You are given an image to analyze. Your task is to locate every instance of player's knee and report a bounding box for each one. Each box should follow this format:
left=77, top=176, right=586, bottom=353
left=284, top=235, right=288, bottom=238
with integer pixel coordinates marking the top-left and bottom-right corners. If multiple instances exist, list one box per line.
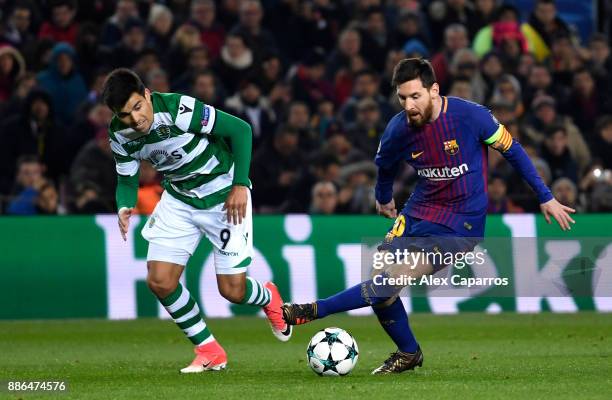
left=146, top=274, right=178, bottom=298
left=373, top=295, right=398, bottom=309
left=218, top=282, right=245, bottom=304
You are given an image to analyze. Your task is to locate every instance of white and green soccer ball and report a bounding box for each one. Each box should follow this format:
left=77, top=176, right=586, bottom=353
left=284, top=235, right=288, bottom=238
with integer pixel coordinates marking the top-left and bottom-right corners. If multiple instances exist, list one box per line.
left=306, top=327, right=359, bottom=376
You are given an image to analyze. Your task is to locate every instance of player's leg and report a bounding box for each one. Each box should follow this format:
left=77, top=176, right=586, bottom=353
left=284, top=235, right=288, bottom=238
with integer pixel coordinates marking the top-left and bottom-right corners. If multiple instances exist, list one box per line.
left=370, top=220, right=479, bottom=374
left=199, top=189, right=292, bottom=341
left=282, top=254, right=427, bottom=374
left=146, top=251, right=227, bottom=373
left=146, top=260, right=183, bottom=299
left=282, top=214, right=433, bottom=374
left=142, top=192, right=226, bottom=373
left=216, top=272, right=272, bottom=309
left=370, top=296, right=423, bottom=375
left=282, top=214, right=411, bottom=324
left=282, top=251, right=430, bottom=373
left=283, top=213, right=456, bottom=324
left=281, top=254, right=432, bottom=323
left=215, top=271, right=290, bottom=341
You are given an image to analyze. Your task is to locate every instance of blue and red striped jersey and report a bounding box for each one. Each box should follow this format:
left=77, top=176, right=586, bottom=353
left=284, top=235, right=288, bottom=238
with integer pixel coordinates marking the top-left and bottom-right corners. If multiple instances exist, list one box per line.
left=375, top=96, right=503, bottom=237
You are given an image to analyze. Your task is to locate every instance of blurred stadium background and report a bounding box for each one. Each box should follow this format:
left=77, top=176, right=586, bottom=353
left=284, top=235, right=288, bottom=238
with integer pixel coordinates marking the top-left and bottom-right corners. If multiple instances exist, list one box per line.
left=0, top=1, right=611, bottom=398
left=0, top=0, right=611, bottom=215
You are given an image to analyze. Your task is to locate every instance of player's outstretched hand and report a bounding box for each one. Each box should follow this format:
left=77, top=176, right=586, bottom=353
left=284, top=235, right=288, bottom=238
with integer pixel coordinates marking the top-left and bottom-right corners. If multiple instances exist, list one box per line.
left=224, top=185, right=248, bottom=225
left=376, top=199, right=397, bottom=219
left=118, top=207, right=133, bottom=241
left=540, top=198, right=576, bottom=231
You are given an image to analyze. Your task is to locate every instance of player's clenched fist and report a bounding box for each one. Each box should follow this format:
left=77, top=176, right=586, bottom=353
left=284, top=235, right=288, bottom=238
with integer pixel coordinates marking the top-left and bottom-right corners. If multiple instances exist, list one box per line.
left=376, top=199, right=397, bottom=219
left=118, top=207, right=133, bottom=241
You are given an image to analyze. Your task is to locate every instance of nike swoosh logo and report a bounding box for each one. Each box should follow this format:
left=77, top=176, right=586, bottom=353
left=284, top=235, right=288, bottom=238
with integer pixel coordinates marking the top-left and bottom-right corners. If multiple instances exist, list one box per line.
left=412, top=151, right=424, bottom=159
left=281, top=325, right=292, bottom=336
left=202, top=360, right=212, bottom=369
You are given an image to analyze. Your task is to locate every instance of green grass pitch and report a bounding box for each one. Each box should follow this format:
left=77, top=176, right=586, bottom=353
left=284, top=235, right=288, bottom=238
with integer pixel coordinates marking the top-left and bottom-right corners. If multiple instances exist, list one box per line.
left=1, top=313, right=611, bottom=400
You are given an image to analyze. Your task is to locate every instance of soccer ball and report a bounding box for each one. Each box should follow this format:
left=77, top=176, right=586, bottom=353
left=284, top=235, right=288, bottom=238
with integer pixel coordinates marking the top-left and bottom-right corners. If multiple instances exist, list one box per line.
left=306, top=327, right=359, bottom=376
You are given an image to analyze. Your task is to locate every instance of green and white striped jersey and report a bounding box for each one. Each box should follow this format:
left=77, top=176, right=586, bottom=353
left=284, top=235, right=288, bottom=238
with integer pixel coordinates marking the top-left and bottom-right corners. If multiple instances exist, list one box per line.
left=109, top=92, right=235, bottom=209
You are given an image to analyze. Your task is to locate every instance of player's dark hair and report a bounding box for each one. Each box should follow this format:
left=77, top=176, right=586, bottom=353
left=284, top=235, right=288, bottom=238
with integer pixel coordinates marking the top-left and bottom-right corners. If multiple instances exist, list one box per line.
left=102, top=68, right=145, bottom=113
left=391, top=58, right=436, bottom=89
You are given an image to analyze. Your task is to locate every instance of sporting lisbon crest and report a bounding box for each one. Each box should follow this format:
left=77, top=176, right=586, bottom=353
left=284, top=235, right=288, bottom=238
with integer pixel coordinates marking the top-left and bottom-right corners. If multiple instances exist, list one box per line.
left=443, top=139, right=459, bottom=155
left=155, top=124, right=172, bottom=139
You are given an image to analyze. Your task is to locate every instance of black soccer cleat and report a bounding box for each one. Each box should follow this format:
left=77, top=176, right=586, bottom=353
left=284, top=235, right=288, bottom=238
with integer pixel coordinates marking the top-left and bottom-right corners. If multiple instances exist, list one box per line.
left=281, top=303, right=318, bottom=326
left=371, top=346, right=424, bottom=375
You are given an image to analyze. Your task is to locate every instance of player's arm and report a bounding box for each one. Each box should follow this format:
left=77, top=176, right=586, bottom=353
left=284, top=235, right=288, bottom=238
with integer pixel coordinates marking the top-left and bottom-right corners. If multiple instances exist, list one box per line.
left=175, top=94, right=253, bottom=224
left=374, top=121, right=402, bottom=219
left=207, top=109, right=252, bottom=188
left=177, top=95, right=252, bottom=188
left=484, top=123, right=576, bottom=231
left=209, top=109, right=252, bottom=225
left=111, top=136, right=140, bottom=241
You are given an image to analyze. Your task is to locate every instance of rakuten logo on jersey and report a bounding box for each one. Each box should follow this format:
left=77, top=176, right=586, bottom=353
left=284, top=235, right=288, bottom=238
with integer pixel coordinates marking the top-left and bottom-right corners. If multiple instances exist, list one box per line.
left=417, top=163, right=469, bottom=181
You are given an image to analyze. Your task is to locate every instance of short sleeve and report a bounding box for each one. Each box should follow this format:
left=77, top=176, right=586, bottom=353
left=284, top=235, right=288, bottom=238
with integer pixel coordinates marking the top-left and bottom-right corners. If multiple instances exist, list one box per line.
left=174, top=95, right=216, bottom=134
left=157, top=93, right=217, bottom=135
left=197, top=102, right=217, bottom=134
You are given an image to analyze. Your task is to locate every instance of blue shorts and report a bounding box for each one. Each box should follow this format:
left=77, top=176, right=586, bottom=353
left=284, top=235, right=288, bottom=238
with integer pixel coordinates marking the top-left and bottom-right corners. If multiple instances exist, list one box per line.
left=377, top=214, right=481, bottom=272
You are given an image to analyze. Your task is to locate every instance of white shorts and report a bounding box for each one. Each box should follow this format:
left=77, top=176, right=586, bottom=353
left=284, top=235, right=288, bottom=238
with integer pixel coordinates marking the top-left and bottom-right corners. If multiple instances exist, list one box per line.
left=141, top=190, right=253, bottom=275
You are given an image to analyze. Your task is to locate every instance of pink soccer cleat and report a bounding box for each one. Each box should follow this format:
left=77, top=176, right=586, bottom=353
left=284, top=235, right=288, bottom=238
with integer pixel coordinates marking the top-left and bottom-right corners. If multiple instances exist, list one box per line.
left=180, top=340, right=227, bottom=373
left=263, top=282, right=292, bottom=342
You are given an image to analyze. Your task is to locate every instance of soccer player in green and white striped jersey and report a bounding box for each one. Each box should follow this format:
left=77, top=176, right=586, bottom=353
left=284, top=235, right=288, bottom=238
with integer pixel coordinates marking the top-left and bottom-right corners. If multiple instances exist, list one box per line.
left=101, top=68, right=291, bottom=373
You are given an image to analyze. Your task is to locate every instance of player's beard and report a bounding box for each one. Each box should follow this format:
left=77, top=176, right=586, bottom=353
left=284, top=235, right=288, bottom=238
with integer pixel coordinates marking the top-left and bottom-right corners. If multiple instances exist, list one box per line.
left=407, top=97, right=434, bottom=128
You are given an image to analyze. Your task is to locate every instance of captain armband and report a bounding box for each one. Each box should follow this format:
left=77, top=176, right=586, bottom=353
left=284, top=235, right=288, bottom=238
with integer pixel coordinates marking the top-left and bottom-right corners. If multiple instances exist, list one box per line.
left=484, top=125, right=513, bottom=152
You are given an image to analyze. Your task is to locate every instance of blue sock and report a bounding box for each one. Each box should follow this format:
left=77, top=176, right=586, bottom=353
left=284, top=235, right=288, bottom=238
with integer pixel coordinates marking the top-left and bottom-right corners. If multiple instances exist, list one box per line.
left=373, top=298, right=418, bottom=353
left=316, top=279, right=392, bottom=318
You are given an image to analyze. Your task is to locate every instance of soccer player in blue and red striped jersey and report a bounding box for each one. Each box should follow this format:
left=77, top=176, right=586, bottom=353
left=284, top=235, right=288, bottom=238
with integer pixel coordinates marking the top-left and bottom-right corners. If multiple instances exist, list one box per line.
left=282, top=58, right=575, bottom=374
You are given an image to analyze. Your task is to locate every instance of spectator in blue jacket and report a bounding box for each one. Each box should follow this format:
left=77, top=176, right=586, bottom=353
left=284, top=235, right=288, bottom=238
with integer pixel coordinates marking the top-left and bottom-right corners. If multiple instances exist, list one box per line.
left=36, top=42, right=87, bottom=126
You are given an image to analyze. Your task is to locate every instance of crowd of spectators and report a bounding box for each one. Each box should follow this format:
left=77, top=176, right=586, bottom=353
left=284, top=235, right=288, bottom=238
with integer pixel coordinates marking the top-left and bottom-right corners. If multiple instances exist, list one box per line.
left=0, top=0, right=611, bottom=216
